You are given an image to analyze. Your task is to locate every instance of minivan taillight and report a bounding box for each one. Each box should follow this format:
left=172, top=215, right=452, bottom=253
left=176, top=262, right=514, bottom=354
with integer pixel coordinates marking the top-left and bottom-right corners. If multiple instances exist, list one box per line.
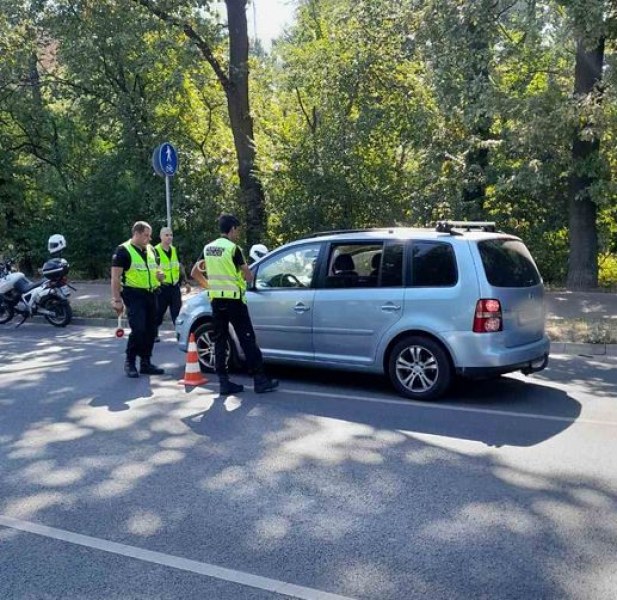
left=473, top=299, right=502, bottom=333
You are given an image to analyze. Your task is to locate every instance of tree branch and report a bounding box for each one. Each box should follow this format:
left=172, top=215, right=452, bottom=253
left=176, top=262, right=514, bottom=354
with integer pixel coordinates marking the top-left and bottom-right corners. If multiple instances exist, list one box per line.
left=295, top=87, right=316, bottom=132
left=495, top=0, right=518, bottom=21
left=130, top=0, right=230, bottom=91
left=43, top=73, right=119, bottom=108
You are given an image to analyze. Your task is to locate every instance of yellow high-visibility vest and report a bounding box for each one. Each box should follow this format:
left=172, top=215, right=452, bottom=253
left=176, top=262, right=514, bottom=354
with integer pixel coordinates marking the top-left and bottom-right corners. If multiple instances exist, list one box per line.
left=122, top=241, right=160, bottom=291
left=203, top=237, right=246, bottom=301
left=155, top=244, right=180, bottom=284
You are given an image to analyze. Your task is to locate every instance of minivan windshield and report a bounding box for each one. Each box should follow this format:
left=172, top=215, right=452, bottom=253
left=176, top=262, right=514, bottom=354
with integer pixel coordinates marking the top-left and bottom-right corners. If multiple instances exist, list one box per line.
left=478, top=239, right=541, bottom=288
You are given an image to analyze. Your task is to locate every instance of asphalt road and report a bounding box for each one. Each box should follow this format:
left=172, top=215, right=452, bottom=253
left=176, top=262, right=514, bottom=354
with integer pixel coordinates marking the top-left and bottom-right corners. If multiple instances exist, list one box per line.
left=1, top=324, right=616, bottom=599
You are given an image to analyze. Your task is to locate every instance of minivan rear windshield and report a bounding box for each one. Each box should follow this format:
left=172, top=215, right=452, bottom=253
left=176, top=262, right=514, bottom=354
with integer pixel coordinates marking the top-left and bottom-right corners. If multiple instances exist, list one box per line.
left=478, top=239, right=541, bottom=288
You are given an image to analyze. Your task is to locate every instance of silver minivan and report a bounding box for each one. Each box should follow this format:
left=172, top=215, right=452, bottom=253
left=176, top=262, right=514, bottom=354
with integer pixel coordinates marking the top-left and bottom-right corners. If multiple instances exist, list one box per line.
left=176, top=222, right=549, bottom=400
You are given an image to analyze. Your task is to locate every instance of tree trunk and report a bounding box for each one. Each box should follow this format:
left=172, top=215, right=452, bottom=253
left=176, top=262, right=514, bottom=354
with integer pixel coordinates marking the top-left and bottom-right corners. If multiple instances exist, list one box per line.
left=225, top=0, right=265, bottom=247
left=462, top=3, right=493, bottom=220
left=566, top=38, right=605, bottom=290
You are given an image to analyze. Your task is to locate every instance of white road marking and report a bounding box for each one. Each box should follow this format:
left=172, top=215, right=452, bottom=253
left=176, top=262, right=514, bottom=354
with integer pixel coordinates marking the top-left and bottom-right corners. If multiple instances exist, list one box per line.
left=277, top=387, right=617, bottom=428
left=0, top=515, right=356, bottom=600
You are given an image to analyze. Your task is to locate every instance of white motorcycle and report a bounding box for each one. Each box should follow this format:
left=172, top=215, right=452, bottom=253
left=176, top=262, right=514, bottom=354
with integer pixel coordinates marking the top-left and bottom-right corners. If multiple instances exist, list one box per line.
left=0, top=235, right=74, bottom=327
left=0, top=257, right=74, bottom=327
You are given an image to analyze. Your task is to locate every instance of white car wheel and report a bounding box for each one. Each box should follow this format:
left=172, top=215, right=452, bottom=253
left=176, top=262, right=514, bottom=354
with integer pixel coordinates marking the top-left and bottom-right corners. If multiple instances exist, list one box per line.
left=388, top=335, right=451, bottom=401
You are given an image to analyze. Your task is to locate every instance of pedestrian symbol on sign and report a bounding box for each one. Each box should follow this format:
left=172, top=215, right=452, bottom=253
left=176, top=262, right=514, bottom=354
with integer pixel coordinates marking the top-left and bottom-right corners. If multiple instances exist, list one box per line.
left=156, top=142, right=178, bottom=177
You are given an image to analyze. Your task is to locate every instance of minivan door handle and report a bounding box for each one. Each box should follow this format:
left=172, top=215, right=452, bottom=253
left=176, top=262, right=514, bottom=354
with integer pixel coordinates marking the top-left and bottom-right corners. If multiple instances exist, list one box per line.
left=381, top=303, right=401, bottom=312
left=293, top=302, right=310, bottom=313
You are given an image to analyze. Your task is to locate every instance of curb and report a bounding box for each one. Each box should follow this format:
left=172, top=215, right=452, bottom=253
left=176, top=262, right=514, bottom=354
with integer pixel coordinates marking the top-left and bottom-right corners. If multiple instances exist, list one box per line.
left=550, top=341, right=617, bottom=357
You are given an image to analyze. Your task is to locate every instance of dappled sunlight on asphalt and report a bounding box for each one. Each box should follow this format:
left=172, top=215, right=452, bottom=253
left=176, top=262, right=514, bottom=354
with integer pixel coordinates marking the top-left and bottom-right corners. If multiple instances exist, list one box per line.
left=1, top=326, right=617, bottom=599
left=493, top=466, right=561, bottom=492
left=127, top=509, right=163, bottom=537
left=9, top=421, right=91, bottom=459
left=20, top=461, right=85, bottom=488
left=273, top=417, right=383, bottom=465
left=3, top=490, right=76, bottom=520
left=423, top=501, right=538, bottom=538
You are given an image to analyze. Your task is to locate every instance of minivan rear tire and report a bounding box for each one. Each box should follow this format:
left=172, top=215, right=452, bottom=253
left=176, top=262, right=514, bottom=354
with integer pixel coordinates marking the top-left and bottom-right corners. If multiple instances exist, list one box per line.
left=388, top=335, right=452, bottom=401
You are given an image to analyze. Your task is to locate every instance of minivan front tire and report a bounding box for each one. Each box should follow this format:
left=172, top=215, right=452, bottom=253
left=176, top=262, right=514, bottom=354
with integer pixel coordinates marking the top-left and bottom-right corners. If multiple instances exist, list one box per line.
left=193, top=322, right=233, bottom=373
left=388, top=335, right=452, bottom=401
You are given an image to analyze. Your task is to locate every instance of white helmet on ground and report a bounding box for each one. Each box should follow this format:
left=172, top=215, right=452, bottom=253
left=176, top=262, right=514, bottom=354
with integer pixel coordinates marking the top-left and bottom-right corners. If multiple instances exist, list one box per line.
left=249, top=244, right=269, bottom=262
left=48, top=234, right=67, bottom=254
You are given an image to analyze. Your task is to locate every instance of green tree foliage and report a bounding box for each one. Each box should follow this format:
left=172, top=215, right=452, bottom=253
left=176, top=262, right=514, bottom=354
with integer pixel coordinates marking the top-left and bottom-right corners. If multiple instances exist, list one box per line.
left=259, top=0, right=616, bottom=286
left=257, top=0, right=440, bottom=241
left=0, top=0, right=237, bottom=275
left=0, top=0, right=615, bottom=287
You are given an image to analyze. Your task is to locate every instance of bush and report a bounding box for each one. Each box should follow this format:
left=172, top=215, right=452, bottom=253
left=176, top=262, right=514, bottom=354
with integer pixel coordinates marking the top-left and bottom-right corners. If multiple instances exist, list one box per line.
left=599, top=254, right=617, bottom=289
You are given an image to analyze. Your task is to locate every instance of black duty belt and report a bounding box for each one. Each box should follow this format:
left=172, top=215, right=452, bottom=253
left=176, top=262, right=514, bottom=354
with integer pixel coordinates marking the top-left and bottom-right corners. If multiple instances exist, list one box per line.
left=123, top=286, right=156, bottom=294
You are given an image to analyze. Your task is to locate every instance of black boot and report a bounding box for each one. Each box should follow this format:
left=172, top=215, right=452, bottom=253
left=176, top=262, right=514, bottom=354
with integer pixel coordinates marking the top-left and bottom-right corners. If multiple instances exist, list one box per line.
left=254, top=374, right=279, bottom=394
left=219, top=376, right=244, bottom=395
left=124, top=359, right=139, bottom=378
left=140, top=358, right=165, bottom=375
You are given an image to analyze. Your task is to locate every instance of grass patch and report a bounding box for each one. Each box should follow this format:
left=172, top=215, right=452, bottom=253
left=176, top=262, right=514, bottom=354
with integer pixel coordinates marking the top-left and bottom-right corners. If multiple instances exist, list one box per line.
left=546, top=318, right=617, bottom=344
left=72, top=300, right=115, bottom=319
left=72, top=300, right=177, bottom=322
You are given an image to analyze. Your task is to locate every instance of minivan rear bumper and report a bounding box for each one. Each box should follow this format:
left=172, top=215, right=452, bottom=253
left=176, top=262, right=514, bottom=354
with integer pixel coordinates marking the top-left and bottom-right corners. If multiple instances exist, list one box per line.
left=446, top=332, right=550, bottom=377
left=457, top=352, right=549, bottom=378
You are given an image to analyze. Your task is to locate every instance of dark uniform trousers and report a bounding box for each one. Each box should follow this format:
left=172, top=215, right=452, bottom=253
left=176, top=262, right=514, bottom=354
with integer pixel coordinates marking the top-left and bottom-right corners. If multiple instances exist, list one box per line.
left=122, top=287, right=158, bottom=361
left=157, top=284, right=182, bottom=326
left=212, top=298, right=263, bottom=376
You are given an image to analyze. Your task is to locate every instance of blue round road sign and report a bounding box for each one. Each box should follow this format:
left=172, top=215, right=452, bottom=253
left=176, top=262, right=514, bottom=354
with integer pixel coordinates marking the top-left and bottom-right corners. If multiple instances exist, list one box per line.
left=152, top=142, right=178, bottom=177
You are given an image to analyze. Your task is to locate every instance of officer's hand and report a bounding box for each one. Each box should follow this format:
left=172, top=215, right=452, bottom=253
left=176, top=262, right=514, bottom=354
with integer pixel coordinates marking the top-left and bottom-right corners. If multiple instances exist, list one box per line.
left=155, top=270, right=165, bottom=282
left=111, top=299, right=124, bottom=316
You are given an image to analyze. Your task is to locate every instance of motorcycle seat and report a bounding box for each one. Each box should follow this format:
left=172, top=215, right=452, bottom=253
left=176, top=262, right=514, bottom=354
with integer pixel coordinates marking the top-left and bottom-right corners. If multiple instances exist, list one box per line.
left=15, top=279, right=44, bottom=294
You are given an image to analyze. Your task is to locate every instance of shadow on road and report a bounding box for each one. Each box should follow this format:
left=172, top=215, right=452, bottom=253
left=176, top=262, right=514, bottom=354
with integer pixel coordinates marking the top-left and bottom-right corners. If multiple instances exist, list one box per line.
left=254, top=363, right=581, bottom=448
left=0, top=326, right=614, bottom=600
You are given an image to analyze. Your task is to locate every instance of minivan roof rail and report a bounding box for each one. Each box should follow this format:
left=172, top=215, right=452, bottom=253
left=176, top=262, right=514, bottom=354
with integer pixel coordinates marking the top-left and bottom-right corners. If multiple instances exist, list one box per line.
left=435, top=220, right=497, bottom=235
left=300, top=227, right=397, bottom=239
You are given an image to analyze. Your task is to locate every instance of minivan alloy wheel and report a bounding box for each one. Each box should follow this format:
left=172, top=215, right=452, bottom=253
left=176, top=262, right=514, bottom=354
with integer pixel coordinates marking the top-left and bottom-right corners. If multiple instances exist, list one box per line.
left=396, top=346, right=439, bottom=391
left=388, top=335, right=452, bottom=401
left=193, top=322, right=232, bottom=372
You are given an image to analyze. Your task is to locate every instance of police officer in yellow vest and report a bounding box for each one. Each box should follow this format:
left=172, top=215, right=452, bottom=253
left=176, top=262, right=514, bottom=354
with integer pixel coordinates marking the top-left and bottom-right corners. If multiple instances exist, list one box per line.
left=200, top=214, right=278, bottom=395
left=111, top=221, right=166, bottom=378
left=154, top=227, right=188, bottom=342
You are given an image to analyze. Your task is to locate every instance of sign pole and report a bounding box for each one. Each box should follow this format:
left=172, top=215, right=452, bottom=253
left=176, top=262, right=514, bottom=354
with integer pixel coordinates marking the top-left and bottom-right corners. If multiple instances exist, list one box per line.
left=165, top=175, right=172, bottom=228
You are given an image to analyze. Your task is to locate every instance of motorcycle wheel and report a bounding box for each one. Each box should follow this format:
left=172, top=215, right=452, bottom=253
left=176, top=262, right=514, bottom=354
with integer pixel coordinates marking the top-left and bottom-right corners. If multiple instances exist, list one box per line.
left=0, top=299, right=14, bottom=324
left=42, top=297, right=72, bottom=327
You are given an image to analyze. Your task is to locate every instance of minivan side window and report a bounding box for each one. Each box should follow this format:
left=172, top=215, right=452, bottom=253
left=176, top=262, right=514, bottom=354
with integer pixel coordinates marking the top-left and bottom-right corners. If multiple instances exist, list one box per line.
left=323, top=242, right=404, bottom=288
left=380, top=244, right=404, bottom=287
left=324, top=243, right=382, bottom=288
left=254, top=243, right=321, bottom=290
left=478, top=239, right=541, bottom=287
left=411, top=242, right=457, bottom=287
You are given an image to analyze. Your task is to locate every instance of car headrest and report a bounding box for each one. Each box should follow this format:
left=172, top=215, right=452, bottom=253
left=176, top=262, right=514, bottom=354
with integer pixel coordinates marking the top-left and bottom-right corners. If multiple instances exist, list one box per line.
left=333, top=254, right=355, bottom=273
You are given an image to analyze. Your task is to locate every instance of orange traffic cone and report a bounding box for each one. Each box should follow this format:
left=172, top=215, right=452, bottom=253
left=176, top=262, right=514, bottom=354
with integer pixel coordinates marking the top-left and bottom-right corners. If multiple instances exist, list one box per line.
left=179, top=332, right=208, bottom=386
